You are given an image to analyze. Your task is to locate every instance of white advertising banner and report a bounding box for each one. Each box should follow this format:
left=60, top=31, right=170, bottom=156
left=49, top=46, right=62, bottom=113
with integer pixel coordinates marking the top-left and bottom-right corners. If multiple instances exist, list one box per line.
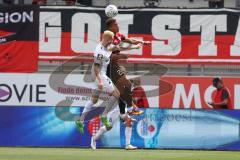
left=0, top=73, right=158, bottom=107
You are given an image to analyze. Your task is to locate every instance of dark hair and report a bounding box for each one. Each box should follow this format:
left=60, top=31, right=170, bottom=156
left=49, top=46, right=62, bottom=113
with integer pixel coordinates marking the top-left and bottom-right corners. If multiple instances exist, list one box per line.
left=105, top=18, right=116, bottom=29
left=213, top=77, right=222, bottom=87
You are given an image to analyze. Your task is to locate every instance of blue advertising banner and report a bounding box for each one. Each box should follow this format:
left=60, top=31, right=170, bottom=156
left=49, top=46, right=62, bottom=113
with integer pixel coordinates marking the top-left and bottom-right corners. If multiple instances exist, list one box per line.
left=0, top=106, right=239, bottom=150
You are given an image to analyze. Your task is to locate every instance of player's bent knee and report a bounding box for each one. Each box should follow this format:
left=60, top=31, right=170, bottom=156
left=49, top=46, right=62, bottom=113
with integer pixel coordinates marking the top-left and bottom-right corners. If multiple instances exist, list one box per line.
left=114, top=90, right=120, bottom=98
left=110, top=90, right=120, bottom=99
left=124, top=116, right=133, bottom=127
left=126, top=123, right=132, bottom=127
left=125, top=120, right=132, bottom=127
left=117, top=90, right=120, bottom=97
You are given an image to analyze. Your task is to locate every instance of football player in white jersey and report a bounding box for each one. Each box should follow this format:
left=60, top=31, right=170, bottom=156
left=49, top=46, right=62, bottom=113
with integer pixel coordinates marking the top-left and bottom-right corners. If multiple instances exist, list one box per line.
left=76, top=30, right=142, bottom=133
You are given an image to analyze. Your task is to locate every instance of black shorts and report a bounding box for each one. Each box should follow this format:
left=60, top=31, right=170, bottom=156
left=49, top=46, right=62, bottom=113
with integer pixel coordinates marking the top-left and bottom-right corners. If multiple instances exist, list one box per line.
left=107, top=61, right=133, bottom=114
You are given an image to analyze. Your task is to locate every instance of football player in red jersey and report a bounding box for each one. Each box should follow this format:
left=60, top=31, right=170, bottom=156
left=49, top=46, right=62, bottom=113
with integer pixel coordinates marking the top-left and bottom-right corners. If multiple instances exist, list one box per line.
left=105, top=18, right=151, bottom=118
left=208, top=77, right=232, bottom=109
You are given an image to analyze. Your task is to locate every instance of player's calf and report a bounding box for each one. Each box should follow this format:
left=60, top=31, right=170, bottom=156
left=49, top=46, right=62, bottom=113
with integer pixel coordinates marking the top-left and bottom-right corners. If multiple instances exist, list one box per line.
left=75, top=96, right=99, bottom=134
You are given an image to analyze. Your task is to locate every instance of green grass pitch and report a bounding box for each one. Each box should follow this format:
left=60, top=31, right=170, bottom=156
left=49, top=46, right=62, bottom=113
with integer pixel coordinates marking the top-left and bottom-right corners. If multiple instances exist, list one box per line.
left=0, top=147, right=239, bottom=160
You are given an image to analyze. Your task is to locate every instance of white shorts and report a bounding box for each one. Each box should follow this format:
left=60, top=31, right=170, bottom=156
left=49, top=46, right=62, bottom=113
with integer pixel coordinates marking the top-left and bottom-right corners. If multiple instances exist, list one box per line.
left=93, top=74, right=115, bottom=94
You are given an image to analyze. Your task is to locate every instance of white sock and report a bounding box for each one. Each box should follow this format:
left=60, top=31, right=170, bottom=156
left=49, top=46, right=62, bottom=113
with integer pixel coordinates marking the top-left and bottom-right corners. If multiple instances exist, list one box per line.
left=80, top=100, right=93, bottom=122
left=125, top=126, right=132, bottom=146
left=93, top=126, right=107, bottom=141
left=102, top=96, right=117, bottom=116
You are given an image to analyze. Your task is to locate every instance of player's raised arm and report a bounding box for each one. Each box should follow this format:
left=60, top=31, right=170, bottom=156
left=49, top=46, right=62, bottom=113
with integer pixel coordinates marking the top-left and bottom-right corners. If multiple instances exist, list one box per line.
left=108, top=43, right=142, bottom=52
left=123, top=38, right=151, bottom=45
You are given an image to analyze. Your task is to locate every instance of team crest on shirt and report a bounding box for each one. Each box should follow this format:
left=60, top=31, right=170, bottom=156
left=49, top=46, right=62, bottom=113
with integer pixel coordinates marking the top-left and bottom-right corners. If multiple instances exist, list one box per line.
left=97, top=54, right=103, bottom=60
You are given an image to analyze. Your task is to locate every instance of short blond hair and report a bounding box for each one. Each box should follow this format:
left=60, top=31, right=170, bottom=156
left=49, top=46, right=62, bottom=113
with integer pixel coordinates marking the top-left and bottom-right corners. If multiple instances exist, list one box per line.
left=103, top=30, right=114, bottom=38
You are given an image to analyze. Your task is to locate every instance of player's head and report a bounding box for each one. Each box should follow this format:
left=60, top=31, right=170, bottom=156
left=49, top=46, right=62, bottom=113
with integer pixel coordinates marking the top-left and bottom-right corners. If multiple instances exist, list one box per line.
left=212, top=77, right=223, bottom=89
left=102, top=30, right=114, bottom=46
left=105, top=18, right=119, bottom=33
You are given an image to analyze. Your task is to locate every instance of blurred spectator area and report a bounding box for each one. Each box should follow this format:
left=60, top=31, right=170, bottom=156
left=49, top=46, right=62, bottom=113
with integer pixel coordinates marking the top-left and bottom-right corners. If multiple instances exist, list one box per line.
left=1, top=0, right=239, bottom=8
left=92, top=0, right=237, bottom=8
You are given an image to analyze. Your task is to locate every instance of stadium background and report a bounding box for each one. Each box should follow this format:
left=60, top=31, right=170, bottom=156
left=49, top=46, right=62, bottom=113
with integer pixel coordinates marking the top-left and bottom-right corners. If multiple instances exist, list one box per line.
left=0, top=0, right=240, bottom=152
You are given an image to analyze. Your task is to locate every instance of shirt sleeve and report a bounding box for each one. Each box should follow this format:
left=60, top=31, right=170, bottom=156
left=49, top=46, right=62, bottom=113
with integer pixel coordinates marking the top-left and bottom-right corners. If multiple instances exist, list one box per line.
left=221, top=89, right=229, bottom=100
left=117, top=33, right=126, bottom=41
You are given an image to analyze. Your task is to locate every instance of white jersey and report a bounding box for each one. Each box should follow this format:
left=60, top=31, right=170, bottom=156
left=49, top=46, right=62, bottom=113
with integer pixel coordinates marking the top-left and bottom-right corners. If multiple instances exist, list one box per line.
left=91, top=43, right=111, bottom=77
left=91, top=43, right=115, bottom=93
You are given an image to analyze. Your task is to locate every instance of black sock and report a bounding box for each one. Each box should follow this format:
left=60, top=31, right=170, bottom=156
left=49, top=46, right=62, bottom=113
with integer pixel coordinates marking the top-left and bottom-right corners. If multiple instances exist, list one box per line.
left=119, top=98, right=126, bottom=114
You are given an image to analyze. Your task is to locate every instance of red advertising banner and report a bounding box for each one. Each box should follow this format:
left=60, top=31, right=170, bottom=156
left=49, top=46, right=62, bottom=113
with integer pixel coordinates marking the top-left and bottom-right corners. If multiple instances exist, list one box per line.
left=2, top=6, right=240, bottom=70
left=159, top=76, right=240, bottom=109
left=0, top=5, right=39, bottom=73
left=39, top=7, right=240, bottom=64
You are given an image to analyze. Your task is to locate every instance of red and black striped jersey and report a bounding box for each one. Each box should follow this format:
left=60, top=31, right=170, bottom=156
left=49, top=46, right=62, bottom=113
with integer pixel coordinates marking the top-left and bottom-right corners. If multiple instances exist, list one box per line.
left=113, top=32, right=126, bottom=46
